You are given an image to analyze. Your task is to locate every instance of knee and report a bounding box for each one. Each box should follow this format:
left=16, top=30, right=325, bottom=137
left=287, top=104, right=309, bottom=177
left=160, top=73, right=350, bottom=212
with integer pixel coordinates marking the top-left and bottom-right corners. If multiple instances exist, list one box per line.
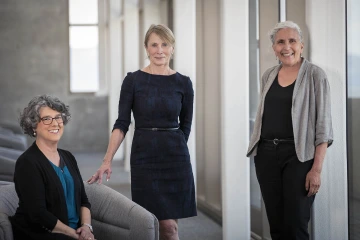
left=160, top=220, right=178, bottom=238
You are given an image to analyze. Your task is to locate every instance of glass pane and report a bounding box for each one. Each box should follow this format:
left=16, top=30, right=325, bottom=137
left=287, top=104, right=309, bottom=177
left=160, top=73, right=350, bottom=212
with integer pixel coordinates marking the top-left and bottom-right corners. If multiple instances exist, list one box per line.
left=69, top=0, right=98, bottom=24
left=70, top=26, right=99, bottom=92
left=347, top=0, right=360, bottom=239
left=249, top=0, right=263, bottom=237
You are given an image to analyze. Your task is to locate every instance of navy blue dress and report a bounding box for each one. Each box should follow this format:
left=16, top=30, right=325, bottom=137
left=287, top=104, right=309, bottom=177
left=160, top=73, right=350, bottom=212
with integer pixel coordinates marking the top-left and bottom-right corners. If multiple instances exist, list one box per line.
left=113, top=70, right=197, bottom=220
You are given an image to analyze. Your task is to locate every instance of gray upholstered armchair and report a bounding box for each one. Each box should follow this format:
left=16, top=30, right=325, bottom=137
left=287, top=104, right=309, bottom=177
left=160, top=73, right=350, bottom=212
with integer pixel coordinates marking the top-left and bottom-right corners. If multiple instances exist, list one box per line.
left=0, top=181, right=159, bottom=240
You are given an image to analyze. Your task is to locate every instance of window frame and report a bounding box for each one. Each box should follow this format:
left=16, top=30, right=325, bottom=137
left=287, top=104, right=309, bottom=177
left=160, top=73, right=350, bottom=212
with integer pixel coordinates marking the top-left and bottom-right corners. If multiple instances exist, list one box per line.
left=67, top=0, right=109, bottom=95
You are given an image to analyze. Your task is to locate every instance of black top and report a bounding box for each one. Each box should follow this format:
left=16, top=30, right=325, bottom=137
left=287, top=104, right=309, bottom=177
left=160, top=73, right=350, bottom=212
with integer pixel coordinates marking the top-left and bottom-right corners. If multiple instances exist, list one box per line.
left=261, top=75, right=296, bottom=139
left=9, top=142, right=90, bottom=240
left=113, top=70, right=193, bottom=141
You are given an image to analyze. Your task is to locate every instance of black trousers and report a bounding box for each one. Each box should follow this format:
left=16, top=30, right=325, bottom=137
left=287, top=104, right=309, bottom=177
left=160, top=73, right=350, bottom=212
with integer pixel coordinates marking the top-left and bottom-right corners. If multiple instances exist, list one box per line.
left=254, top=140, right=315, bottom=240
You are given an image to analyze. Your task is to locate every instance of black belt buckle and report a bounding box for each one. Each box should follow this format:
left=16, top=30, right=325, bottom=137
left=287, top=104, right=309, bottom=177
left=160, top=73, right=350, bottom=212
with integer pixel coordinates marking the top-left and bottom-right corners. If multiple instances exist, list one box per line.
left=273, top=138, right=279, bottom=145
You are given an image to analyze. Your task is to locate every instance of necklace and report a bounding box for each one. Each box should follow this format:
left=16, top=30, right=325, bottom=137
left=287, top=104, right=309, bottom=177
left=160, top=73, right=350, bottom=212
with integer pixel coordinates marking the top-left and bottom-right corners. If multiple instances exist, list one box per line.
left=148, top=65, right=171, bottom=76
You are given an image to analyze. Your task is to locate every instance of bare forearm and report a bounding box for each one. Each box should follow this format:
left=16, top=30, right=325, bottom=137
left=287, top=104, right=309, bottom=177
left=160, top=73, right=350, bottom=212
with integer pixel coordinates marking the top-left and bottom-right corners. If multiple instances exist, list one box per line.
left=52, top=220, right=78, bottom=239
left=311, top=142, right=328, bottom=173
left=104, top=129, right=125, bottom=163
left=80, top=207, right=91, bottom=225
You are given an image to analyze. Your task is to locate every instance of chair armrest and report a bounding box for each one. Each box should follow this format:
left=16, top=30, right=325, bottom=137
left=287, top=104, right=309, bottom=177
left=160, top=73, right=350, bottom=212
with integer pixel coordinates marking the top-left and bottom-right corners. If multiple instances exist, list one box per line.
left=85, top=183, right=134, bottom=229
left=0, top=212, right=13, bottom=240
left=85, top=183, right=159, bottom=240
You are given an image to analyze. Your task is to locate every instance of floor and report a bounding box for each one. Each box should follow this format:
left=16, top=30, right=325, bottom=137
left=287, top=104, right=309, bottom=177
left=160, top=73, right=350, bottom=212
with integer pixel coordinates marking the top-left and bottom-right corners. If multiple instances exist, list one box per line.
left=74, top=152, right=223, bottom=240
left=349, top=197, right=360, bottom=240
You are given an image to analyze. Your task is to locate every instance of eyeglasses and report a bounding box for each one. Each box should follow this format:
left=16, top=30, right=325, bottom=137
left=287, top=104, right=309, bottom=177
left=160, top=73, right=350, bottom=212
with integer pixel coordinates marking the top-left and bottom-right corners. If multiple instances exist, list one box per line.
left=40, top=115, right=64, bottom=125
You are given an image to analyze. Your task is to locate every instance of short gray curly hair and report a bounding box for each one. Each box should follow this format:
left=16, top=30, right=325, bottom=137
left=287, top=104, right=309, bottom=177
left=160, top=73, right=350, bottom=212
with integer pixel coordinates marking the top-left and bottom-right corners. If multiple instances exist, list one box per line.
left=20, top=95, right=71, bottom=137
left=269, top=21, right=303, bottom=45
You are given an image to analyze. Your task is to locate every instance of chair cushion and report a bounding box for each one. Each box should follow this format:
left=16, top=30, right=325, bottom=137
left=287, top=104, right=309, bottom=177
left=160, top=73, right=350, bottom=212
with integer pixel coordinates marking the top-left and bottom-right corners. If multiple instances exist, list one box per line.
left=0, top=183, right=18, bottom=217
left=0, top=212, right=13, bottom=240
left=0, top=157, right=15, bottom=182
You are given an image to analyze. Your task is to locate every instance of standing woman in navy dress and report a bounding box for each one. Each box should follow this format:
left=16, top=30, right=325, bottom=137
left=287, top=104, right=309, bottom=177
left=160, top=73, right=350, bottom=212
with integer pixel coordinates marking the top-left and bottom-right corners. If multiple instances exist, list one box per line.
left=88, top=24, right=197, bottom=240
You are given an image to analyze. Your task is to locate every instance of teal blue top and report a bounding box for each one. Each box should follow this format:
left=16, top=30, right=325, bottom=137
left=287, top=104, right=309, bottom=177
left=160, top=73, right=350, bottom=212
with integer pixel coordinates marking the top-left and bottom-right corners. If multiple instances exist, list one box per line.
left=50, top=158, right=79, bottom=229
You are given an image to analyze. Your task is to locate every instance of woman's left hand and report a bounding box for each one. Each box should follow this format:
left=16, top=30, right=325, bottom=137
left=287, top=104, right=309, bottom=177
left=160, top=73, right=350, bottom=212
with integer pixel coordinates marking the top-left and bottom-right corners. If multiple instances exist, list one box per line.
left=76, top=225, right=95, bottom=240
left=305, top=170, right=321, bottom=197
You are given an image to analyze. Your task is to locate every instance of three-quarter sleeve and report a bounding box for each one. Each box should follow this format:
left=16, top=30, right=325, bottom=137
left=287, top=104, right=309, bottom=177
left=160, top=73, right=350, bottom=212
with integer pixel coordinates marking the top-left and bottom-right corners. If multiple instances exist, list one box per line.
left=179, top=77, right=194, bottom=142
left=13, top=157, right=58, bottom=230
left=112, top=73, right=134, bottom=135
left=314, top=69, right=333, bottom=147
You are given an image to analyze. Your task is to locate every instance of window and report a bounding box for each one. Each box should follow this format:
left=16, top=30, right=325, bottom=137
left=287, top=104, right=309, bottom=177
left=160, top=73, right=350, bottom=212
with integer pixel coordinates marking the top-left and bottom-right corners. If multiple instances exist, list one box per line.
left=69, top=0, right=100, bottom=92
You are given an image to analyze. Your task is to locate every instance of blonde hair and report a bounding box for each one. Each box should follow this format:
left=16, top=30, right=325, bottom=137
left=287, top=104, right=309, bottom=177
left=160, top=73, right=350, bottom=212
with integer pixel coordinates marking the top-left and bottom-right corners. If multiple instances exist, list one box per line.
left=144, top=24, right=175, bottom=47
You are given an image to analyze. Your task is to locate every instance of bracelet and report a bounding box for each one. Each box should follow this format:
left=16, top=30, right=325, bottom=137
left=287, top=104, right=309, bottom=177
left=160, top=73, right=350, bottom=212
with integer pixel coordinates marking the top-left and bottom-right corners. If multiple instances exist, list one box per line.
left=82, top=223, right=93, bottom=233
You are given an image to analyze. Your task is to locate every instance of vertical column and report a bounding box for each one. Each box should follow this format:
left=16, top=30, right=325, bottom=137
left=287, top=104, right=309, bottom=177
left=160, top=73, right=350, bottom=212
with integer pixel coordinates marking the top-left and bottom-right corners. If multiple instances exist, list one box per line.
left=258, top=1, right=278, bottom=237
left=173, top=0, right=197, bottom=181
left=108, top=0, right=124, bottom=161
left=286, top=0, right=309, bottom=59
left=220, top=0, right=250, bottom=239
left=195, top=0, right=222, bottom=222
left=306, top=0, right=348, bottom=239
left=123, top=0, right=140, bottom=171
left=139, top=0, right=162, bottom=68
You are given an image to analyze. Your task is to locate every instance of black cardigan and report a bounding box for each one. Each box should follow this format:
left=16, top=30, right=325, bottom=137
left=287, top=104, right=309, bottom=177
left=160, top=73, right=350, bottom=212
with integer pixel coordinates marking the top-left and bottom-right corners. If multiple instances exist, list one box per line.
left=9, top=142, right=91, bottom=239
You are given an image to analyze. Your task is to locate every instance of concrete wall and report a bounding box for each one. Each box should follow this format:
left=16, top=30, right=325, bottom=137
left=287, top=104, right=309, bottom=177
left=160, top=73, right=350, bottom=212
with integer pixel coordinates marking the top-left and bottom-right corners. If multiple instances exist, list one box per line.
left=0, top=0, right=108, bottom=152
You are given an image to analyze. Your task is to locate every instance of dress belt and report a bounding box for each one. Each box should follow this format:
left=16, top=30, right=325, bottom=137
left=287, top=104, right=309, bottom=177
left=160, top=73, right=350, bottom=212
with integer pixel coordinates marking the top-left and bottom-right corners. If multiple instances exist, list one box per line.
left=261, top=138, right=294, bottom=145
left=136, top=127, right=179, bottom=131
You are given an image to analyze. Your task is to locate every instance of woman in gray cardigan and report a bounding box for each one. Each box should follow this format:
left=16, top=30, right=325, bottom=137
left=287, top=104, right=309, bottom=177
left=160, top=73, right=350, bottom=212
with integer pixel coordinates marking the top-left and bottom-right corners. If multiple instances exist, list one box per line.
left=247, top=21, right=333, bottom=240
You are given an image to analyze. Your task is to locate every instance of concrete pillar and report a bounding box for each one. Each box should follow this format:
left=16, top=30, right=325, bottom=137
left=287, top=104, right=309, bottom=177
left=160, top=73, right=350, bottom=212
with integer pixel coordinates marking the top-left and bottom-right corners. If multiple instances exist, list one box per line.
left=123, top=0, right=140, bottom=171
left=220, top=0, right=250, bottom=239
left=173, top=0, right=197, bottom=182
left=305, top=0, right=348, bottom=239
left=286, top=0, right=309, bottom=59
left=139, top=0, right=162, bottom=68
left=195, top=0, right=222, bottom=222
left=108, top=0, right=124, bottom=161
left=258, top=2, right=278, bottom=237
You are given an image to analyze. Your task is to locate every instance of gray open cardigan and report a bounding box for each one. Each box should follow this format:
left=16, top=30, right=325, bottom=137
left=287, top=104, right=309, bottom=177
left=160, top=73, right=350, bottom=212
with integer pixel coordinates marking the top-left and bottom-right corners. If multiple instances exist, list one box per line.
left=247, top=58, right=333, bottom=162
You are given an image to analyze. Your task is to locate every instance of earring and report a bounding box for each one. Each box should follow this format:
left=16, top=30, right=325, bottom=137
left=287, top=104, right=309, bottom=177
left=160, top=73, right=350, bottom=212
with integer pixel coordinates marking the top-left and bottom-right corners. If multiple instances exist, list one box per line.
left=33, top=132, right=36, bottom=136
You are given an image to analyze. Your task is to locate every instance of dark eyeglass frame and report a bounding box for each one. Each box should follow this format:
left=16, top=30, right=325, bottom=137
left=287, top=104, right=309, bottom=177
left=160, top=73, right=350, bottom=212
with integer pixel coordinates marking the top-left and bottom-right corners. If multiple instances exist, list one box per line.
left=40, top=115, right=64, bottom=125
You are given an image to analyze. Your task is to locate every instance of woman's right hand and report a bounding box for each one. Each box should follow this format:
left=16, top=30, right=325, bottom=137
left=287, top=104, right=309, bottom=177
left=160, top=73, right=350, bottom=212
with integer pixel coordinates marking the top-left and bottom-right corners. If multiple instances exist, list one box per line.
left=87, top=160, right=112, bottom=184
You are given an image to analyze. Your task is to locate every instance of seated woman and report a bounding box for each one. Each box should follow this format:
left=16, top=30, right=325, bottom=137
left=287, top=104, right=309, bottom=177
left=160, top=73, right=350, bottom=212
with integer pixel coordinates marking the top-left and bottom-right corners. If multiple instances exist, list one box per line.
left=9, top=95, right=95, bottom=240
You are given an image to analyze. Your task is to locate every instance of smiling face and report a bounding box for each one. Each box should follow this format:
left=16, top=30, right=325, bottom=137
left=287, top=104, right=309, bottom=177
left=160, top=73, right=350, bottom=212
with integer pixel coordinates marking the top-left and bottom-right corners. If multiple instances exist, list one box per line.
left=273, top=28, right=304, bottom=67
left=35, top=106, right=64, bottom=144
left=145, top=33, right=174, bottom=67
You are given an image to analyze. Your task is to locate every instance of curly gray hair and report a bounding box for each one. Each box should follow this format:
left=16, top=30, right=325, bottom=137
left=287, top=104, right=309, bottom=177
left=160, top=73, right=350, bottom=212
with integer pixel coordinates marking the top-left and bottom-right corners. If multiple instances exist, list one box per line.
left=269, top=21, right=303, bottom=45
left=20, top=95, right=71, bottom=137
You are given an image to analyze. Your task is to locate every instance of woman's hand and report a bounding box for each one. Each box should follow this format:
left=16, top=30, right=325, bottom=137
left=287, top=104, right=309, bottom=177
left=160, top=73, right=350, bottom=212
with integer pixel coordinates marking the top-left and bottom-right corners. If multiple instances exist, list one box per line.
left=70, top=231, right=80, bottom=239
left=305, top=169, right=321, bottom=197
left=76, top=225, right=95, bottom=240
left=87, top=160, right=112, bottom=184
